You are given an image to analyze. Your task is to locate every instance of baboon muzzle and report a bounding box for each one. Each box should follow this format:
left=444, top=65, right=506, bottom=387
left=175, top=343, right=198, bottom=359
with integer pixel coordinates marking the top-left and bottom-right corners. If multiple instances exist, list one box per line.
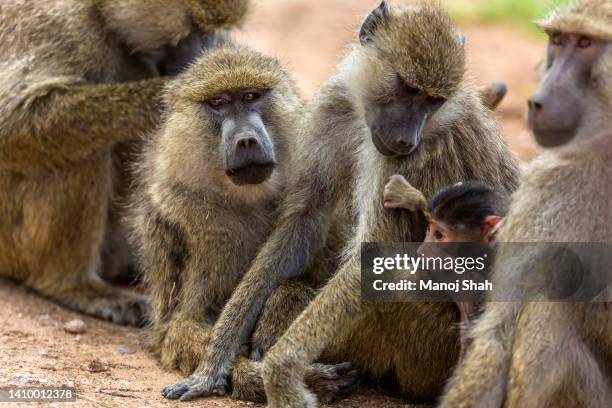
left=226, top=131, right=276, bottom=186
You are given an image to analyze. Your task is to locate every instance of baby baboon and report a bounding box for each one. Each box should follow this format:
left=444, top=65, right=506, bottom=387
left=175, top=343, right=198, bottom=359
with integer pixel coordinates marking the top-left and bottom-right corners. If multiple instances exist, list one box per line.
left=440, top=1, right=612, bottom=407
left=384, top=176, right=508, bottom=360
left=165, top=1, right=521, bottom=405
left=0, top=0, right=247, bottom=325
left=129, top=46, right=357, bottom=403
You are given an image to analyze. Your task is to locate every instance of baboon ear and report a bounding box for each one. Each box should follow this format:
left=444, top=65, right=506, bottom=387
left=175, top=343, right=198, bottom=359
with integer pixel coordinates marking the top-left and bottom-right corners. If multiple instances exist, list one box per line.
left=457, top=34, right=466, bottom=47
left=359, top=1, right=390, bottom=45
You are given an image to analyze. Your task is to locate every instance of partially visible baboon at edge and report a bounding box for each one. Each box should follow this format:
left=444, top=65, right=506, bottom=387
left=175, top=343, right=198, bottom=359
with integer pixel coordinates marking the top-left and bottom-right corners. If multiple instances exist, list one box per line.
left=163, top=1, right=521, bottom=405
left=440, top=1, right=612, bottom=407
left=0, top=0, right=248, bottom=325
left=129, top=46, right=358, bottom=403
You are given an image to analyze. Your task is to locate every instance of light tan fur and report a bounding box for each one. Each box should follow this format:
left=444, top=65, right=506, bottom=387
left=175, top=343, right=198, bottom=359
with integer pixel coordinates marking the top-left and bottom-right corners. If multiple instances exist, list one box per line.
left=188, top=2, right=521, bottom=407
left=129, top=46, right=357, bottom=403
left=0, top=0, right=247, bottom=324
left=439, top=1, right=612, bottom=407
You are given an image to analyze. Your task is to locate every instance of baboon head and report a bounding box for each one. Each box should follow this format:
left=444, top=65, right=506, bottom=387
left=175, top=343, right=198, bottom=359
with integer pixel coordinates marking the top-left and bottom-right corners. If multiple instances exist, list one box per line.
left=100, top=0, right=248, bottom=53
left=527, top=0, right=612, bottom=147
left=159, top=46, right=302, bottom=199
left=349, top=0, right=466, bottom=157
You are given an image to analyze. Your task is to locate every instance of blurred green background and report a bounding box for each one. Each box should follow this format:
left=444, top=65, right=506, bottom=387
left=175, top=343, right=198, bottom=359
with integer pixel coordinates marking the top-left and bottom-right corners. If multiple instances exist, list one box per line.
left=444, top=0, right=575, bottom=33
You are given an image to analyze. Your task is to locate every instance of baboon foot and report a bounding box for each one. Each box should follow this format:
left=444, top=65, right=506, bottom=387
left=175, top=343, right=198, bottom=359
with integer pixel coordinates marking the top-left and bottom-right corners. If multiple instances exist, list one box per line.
left=76, top=289, right=148, bottom=326
left=50, top=282, right=149, bottom=326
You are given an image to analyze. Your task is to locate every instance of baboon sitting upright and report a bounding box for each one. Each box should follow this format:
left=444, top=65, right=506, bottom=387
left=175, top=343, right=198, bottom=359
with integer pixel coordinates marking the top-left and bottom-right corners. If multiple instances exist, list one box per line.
left=129, top=46, right=358, bottom=403
left=163, top=1, right=521, bottom=405
left=440, top=1, right=612, bottom=407
left=0, top=0, right=247, bottom=325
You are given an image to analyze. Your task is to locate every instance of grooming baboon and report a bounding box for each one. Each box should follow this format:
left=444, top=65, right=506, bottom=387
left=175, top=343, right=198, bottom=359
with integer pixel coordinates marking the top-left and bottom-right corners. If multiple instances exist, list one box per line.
left=0, top=0, right=247, bottom=325
left=162, top=1, right=521, bottom=404
left=440, top=1, right=612, bottom=407
left=129, top=46, right=358, bottom=403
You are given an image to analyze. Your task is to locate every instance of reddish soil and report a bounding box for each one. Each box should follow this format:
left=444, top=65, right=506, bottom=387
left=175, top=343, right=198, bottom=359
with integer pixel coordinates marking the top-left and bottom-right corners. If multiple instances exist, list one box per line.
left=0, top=1, right=545, bottom=407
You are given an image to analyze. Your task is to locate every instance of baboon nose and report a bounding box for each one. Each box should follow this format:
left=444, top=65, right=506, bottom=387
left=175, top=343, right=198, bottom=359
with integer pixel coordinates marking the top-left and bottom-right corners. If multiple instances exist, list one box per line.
left=237, top=136, right=259, bottom=149
left=396, top=138, right=415, bottom=151
left=528, top=97, right=544, bottom=112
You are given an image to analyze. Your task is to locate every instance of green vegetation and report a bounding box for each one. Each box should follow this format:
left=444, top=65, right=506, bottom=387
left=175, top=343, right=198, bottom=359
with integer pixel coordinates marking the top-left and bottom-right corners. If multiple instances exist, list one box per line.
left=445, top=0, right=576, bottom=33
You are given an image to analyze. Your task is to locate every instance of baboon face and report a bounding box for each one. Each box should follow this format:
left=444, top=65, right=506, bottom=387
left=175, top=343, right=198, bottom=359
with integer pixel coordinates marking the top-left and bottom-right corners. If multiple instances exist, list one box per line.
left=205, top=89, right=277, bottom=185
left=527, top=32, right=609, bottom=147
left=364, top=75, right=447, bottom=157
left=162, top=47, right=297, bottom=196
left=357, top=1, right=465, bottom=157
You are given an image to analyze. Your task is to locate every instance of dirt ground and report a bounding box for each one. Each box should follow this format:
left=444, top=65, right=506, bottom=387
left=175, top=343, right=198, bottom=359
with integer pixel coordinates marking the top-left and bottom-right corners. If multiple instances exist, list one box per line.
left=0, top=1, right=546, bottom=407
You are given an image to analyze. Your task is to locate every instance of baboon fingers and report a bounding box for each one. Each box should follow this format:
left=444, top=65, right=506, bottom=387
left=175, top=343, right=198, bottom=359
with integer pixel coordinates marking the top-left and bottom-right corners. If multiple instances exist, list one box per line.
left=161, top=373, right=228, bottom=401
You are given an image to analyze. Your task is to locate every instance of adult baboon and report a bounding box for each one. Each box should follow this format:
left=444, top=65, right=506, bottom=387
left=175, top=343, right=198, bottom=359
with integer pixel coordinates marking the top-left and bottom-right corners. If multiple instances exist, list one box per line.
left=0, top=0, right=247, bottom=325
left=440, top=1, right=612, bottom=407
left=163, top=1, right=521, bottom=405
left=130, top=46, right=358, bottom=403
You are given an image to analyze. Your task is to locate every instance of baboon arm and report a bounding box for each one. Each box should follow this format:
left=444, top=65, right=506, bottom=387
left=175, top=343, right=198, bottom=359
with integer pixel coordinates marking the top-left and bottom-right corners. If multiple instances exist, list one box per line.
left=203, top=181, right=336, bottom=379
left=262, top=254, right=362, bottom=402
left=0, top=78, right=166, bottom=169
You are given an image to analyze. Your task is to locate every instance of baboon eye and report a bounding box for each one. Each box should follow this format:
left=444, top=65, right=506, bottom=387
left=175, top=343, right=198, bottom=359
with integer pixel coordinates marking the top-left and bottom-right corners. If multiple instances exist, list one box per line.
left=426, top=95, right=446, bottom=105
left=578, top=36, right=593, bottom=49
left=551, top=32, right=563, bottom=46
left=243, top=92, right=262, bottom=103
left=403, top=82, right=421, bottom=95
left=434, top=230, right=444, bottom=241
left=207, top=96, right=230, bottom=109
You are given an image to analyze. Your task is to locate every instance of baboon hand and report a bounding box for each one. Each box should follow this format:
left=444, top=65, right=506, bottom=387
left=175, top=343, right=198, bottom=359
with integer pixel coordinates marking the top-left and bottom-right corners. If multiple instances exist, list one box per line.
left=383, top=174, right=425, bottom=211
left=305, top=362, right=360, bottom=404
left=160, top=31, right=207, bottom=76
left=161, top=367, right=229, bottom=402
left=264, top=358, right=359, bottom=407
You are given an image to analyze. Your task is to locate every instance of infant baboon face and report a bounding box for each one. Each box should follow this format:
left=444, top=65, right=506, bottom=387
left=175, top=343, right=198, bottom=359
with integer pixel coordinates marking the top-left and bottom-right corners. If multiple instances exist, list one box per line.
left=205, top=88, right=277, bottom=186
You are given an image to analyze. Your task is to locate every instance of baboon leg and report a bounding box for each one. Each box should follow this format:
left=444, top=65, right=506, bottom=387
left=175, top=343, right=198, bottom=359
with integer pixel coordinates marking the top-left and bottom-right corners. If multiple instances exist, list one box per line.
left=29, top=272, right=148, bottom=326
left=250, top=281, right=316, bottom=360
left=263, top=257, right=363, bottom=408
left=160, top=318, right=213, bottom=376
left=21, top=193, right=148, bottom=326
left=323, top=303, right=459, bottom=401
left=157, top=294, right=357, bottom=402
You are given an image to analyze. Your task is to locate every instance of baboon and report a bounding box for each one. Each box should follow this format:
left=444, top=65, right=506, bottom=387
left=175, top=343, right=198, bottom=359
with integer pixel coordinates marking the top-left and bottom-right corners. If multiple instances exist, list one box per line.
left=129, top=46, right=358, bottom=403
left=162, top=1, right=521, bottom=405
left=384, top=176, right=508, bottom=359
left=0, top=0, right=247, bottom=325
left=440, top=1, right=612, bottom=407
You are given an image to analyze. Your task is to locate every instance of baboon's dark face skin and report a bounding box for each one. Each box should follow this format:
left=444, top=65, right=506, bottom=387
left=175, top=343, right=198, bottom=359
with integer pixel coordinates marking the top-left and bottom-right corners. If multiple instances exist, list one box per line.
left=528, top=32, right=607, bottom=147
left=205, top=89, right=277, bottom=185
left=365, top=76, right=446, bottom=158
